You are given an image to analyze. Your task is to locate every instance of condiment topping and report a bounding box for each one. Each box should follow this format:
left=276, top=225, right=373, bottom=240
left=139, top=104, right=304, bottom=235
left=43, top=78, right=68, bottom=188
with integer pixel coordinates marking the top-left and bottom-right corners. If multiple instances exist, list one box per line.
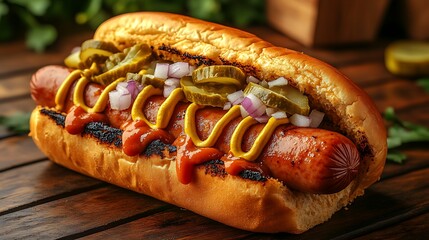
left=56, top=40, right=324, bottom=183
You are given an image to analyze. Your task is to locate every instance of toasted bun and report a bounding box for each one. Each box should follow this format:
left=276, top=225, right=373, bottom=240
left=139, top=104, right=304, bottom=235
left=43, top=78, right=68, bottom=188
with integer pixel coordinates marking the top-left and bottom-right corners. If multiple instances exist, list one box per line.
left=30, top=12, right=387, bottom=233
left=30, top=107, right=354, bottom=233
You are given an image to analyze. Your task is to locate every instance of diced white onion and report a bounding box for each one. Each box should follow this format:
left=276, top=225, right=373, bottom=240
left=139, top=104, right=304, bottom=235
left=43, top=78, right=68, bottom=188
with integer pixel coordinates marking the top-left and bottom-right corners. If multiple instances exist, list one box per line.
left=268, top=77, right=288, bottom=88
left=309, top=109, right=325, bottom=128
left=227, top=90, right=244, bottom=105
left=223, top=102, right=232, bottom=110
left=168, top=62, right=189, bottom=78
left=246, top=76, right=260, bottom=84
left=109, top=91, right=132, bottom=110
left=255, top=115, right=269, bottom=123
left=290, top=113, right=311, bottom=127
left=240, top=105, right=249, bottom=118
left=154, top=63, right=169, bottom=79
left=187, top=65, right=196, bottom=76
left=163, top=78, right=181, bottom=98
left=265, top=107, right=277, bottom=117
left=271, top=111, right=287, bottom=119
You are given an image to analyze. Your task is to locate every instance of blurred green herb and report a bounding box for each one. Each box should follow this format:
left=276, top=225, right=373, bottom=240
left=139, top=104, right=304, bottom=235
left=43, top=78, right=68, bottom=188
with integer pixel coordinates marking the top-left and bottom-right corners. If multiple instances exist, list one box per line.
left=0, top=0, right=266, bottom=52
left=417, top=78, right=429, bottom=93
left=384, top=107, right=429, bottom=163
left=0, top=112, right=31, bottom=134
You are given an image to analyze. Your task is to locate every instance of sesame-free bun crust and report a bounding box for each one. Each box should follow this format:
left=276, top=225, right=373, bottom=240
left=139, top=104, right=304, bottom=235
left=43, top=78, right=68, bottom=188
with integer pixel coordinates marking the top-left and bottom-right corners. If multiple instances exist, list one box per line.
left=30, top=107, right=354, bottom=233
left=30, top=12, right=387, bottom=233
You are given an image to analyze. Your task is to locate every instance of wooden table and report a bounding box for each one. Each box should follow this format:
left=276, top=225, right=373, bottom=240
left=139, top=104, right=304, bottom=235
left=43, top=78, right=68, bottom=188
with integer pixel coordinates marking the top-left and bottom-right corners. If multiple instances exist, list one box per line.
left=1, top=27, right=428, bottom=239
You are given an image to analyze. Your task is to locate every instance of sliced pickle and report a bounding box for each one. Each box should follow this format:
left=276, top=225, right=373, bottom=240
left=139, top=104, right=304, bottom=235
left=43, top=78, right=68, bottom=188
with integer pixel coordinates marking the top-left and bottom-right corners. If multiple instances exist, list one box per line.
left=244, top=82, right=310, bottom=115
left=64, top=50, right=80, bottom=68
left=192, top=65, right=245, bottom=88
left=78, top=40, right=120, bottom=69
left=180, top=76, right=236, bottom=107
left=81, top=39, right=119, bottom=53
left=142, top=75, right=165, bottom=89
left=92, top=44, right=153, bottom=85
left=126, top=73, right=165, bottom=89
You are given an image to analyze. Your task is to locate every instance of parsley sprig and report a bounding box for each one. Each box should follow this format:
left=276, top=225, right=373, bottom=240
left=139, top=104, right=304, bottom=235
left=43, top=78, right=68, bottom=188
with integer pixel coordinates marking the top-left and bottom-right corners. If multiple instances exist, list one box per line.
left=384, top=107, right=429, bottom=163
left=0, top=112, right=31, bottom=134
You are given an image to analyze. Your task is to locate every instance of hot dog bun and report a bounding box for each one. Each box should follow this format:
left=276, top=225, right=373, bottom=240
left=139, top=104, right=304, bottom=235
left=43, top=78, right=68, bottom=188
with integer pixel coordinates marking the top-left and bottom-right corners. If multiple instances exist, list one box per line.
left=29, top=12, right=387, bottom=233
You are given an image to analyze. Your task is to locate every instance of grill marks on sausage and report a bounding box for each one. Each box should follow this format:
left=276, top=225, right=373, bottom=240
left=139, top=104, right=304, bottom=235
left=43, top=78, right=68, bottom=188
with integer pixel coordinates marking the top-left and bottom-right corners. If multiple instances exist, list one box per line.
left=40, top=109, right=266, bottom=182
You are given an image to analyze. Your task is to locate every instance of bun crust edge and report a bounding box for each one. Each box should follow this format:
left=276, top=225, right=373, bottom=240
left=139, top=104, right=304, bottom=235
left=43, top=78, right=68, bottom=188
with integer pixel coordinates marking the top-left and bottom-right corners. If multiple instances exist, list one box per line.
left=30, top=107, right=354, bottom=233
left=93, top=12, right=387, bottom=198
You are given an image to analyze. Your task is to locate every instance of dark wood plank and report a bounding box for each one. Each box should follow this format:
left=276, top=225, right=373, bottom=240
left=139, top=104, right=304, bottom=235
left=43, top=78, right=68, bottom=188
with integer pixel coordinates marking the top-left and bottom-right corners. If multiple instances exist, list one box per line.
left=382, top=149, right=429, bottom=179
left=354, top=211, right=429, bottom=240
left=365, top=79, right=429, bottom=112
left=0, top=161, right=103, bottom=214
left=0, top=72, right=32, bottom=101
left=0, top=97, right=36, bottom=114
left=0, top=136, right=45, bottom=170
left=0, top=32, right=92, bottom=76
left=81, top=208, right=251, bottom=240
left=267, top=168, right=429, bottom=240
left=0, top=186, right=168, bottom=239
left=338, top=61, right=393, bottom=88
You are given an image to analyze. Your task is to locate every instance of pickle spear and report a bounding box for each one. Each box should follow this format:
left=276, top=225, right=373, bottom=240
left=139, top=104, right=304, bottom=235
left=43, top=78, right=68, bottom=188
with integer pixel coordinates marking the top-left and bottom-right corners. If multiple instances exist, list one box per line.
left=192, top=65, right=245, bottom=88
left=181, top=76, right=236, bottom=107
left=93, top=44, right=153, bottom=85
left=244, top=82, right=309, bottom=115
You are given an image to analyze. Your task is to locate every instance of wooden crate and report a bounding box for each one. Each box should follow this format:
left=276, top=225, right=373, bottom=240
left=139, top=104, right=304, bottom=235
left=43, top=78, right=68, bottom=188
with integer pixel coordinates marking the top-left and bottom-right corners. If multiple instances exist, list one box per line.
left=400, top=0, right=429, bottom=40
left=266, top=0, right=390, bottom=46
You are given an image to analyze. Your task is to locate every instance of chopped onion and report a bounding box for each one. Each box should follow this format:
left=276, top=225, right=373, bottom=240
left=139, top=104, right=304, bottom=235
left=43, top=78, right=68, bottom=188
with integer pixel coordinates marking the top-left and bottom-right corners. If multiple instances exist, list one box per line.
left=154, top=63, right=169, bottom=79
left=309, top=109, right=325, bottom=128
left=271, top=111, right=287, bottom=119
left=265, top=107, right=277, bottom=117
left=109, top=91, right=132, bottom=110
left=163, top=78, right=181, bottom=98
left=255, top=115, right=269, bottom=123
left=227, top=90, right=244, bottom=105
left=260, top=80, right=269, bottom=88
left=290, top=114, right=311, bottom=127
left=246, top=76, right=260, bottom=84
left=268, top=77, right=288, bottom=88
left=125, top=80, right=141, bottom=99
left=241, top=93, right=266, bottom=118
left=168, top=62, right=189, bottom=78
left=223, top=102, right=232, bottom=110
left=240, top=105, right=249, bottom=118
left=116, top=82, right=128, bottom=94
left=187, top=65, right=196, bottom=76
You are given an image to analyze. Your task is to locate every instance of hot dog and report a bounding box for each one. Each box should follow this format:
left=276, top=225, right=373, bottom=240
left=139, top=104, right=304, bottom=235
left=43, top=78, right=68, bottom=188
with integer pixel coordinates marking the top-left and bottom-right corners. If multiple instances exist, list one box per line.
left=31, top=65, right=360, bottom=194
left=29, top=12, right=387, bottom=233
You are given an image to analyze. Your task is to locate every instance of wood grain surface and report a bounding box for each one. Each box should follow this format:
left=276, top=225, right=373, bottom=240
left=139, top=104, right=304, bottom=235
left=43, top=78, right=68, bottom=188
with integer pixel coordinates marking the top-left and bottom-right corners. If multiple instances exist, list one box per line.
left=0, top=26, right=428, bottom=239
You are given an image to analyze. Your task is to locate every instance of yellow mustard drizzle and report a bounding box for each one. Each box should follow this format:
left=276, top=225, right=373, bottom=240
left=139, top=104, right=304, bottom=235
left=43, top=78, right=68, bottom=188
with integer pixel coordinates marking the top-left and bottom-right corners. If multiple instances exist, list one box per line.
left=131, top=86, right=184, bottom=129
left=54, top=62, right=291, bottom=162
left=184, top=104, right=241, bottom=147
left=74, top=77, right=125, bottom=113
left=55, top=69, right=82, bottom=111
left=230, top=116, right=290, bottom=161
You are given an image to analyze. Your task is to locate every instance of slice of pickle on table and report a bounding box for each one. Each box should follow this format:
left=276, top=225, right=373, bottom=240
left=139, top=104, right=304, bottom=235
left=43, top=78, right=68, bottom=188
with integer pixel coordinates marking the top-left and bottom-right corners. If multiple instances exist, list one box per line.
left=192, top=65, right=246, bottom=88
left=93, top=44, right=153, bottom=85
left=244, top=82, right=310, bottom=115
left=181, top=76, right=236, bottom=107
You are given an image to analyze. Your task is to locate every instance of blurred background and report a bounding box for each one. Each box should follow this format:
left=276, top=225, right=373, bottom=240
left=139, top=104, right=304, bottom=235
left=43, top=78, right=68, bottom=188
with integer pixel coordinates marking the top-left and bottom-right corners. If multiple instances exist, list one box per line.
left=0, top=0, right=427, bottom=52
